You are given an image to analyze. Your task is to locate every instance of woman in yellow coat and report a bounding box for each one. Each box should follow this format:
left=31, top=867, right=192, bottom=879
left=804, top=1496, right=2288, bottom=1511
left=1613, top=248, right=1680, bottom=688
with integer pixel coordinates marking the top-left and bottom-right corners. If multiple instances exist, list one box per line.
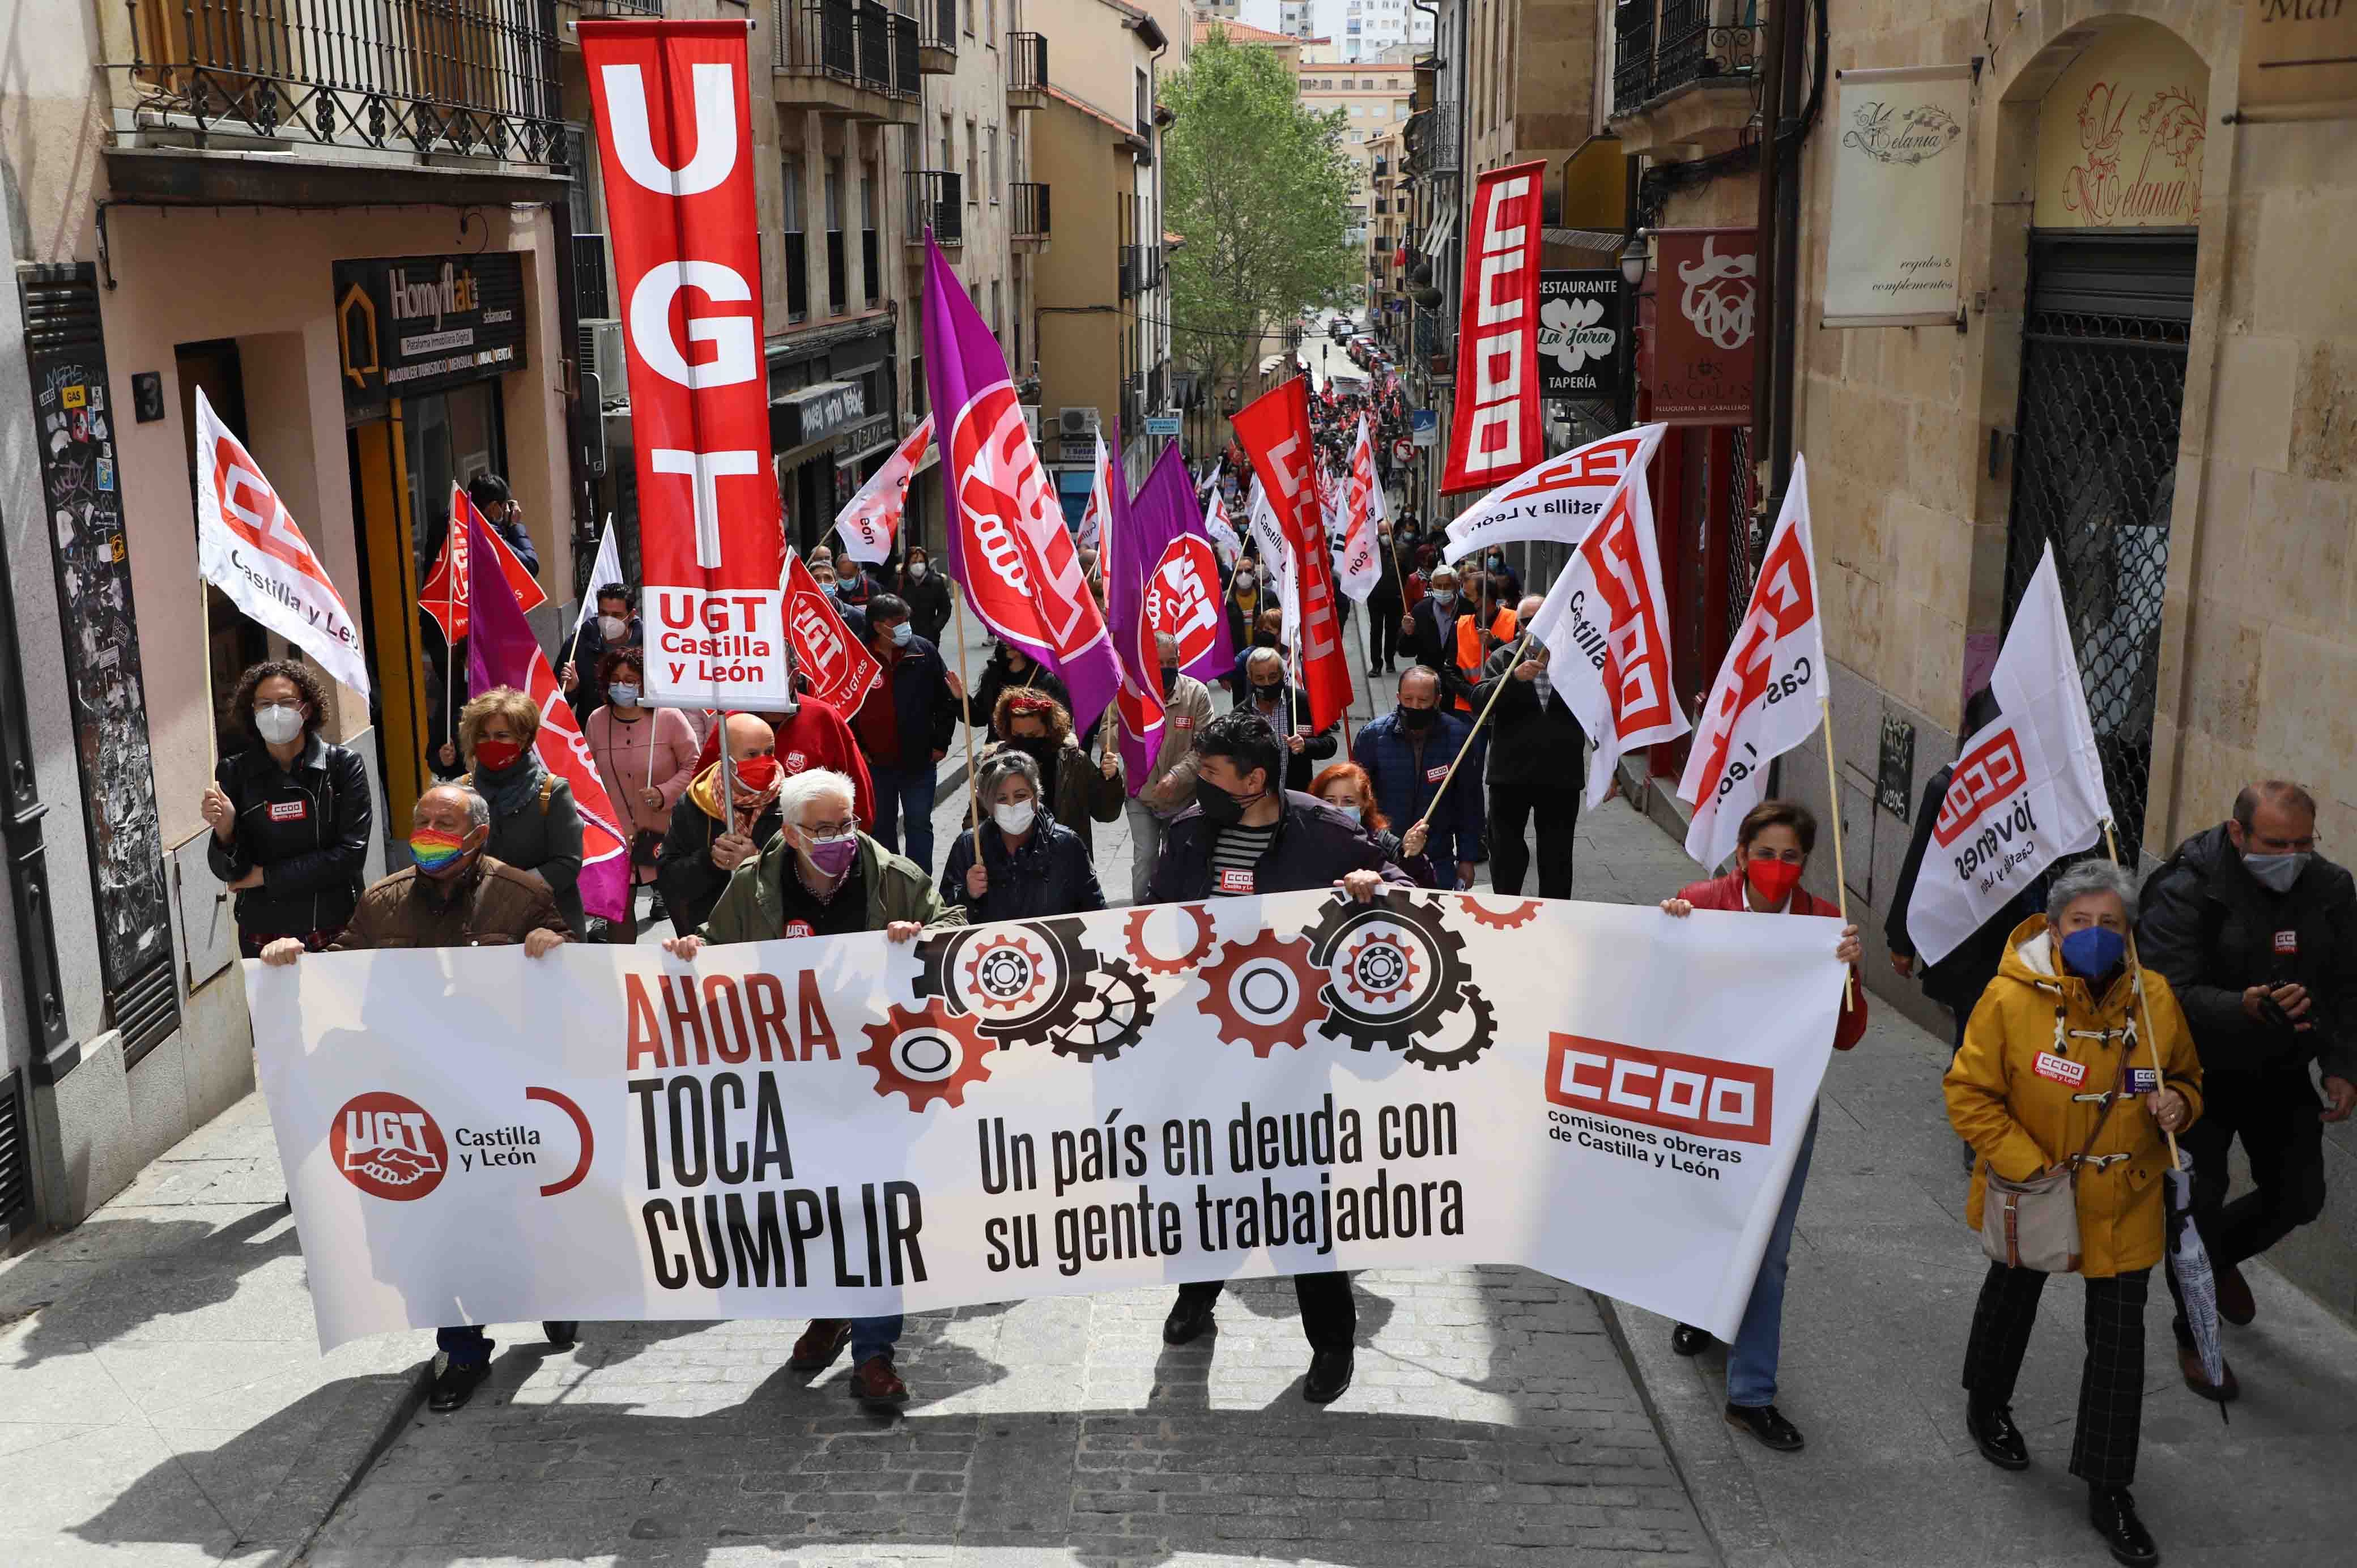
left=1944, top=859, right=2201, bottom=1568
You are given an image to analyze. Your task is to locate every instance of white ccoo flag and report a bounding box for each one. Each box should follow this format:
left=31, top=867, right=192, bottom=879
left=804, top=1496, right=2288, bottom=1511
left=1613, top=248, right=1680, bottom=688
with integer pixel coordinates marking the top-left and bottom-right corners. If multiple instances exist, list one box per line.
left=569, top=513, right=624, bottom=644
left=1443, top=423, right=1665, bottom=566
left=1528, top=461, right=1688, bottom=806
left=192, top=388, right=373, bottom=698
left=1077, top=429, right=1113, bottom=551
left=1203, top=487, right=1243, bottom=569
left=1905, top=544, right=2111, bottom=965
left=1677, top=456, right=1830, bottom=869
left=834, top=414, right=933, bottom=564
left=1336, top=416, right=1384, bottom=603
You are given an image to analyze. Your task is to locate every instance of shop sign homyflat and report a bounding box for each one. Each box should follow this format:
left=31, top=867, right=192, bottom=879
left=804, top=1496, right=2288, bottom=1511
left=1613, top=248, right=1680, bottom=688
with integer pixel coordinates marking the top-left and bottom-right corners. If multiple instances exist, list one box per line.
left=334, top=253, right=527, bottom=422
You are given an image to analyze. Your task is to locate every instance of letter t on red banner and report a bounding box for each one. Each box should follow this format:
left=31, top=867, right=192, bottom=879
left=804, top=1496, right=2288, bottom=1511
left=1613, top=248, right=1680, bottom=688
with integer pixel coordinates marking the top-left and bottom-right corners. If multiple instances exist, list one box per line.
left=1231, top=378, right=1352, bottom=732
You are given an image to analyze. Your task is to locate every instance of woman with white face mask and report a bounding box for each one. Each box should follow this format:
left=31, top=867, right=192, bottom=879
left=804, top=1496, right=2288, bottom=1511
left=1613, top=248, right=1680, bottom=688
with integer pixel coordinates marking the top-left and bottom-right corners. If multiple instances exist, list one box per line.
left=582, top=649, right=700, bottom=939
left=897, top=546, right=952, bottom=647
left=936, top=745, right=1106, bottom=923
left=203, top=659, right=373, bottom=956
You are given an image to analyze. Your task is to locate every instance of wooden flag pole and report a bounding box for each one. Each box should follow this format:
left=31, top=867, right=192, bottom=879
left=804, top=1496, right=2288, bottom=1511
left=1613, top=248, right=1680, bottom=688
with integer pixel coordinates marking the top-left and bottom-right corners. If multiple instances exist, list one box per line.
left=1412, top=629, right=1532, bottom=836
left=2105, top=818, right=2182, bottom=1166
left=951, top=583, right=981, bottom=832
left=1816, top=697, right=1857, bottom=1008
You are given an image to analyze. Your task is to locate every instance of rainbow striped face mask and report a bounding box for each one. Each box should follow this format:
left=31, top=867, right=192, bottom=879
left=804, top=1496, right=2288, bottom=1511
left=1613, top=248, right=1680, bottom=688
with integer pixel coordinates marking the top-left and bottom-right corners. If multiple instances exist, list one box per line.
left=409, top=828, right=474, bottom=874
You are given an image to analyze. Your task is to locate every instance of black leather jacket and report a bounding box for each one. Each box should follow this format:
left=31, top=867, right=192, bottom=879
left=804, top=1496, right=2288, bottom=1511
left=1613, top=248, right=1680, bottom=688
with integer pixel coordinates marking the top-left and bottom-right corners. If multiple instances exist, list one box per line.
left=938, top=810, right=1105, bottom=923
left=1144, top=790, right=1410, bottom=903
left=207, top=736, right=372, bottom=940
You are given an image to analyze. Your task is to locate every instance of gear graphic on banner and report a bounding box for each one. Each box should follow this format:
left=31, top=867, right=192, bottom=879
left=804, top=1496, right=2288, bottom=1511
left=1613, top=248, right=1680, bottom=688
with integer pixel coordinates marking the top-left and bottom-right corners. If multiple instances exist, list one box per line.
left=1194, top=928, right=1328, bottom=1057
left=916, top=918, right=1090, bottom=1044
left=858, top=1002, right=994, bottom=1111
left=1045, top=957, right=1153, bottom=1062
left=1456, top=893, right=1544, bottom=930
left=964, top=932, right=1050, bottom=1012
left=1304, top=889, right=1482, bottom=1059
left=1122, top=905, right=1218, bottom=975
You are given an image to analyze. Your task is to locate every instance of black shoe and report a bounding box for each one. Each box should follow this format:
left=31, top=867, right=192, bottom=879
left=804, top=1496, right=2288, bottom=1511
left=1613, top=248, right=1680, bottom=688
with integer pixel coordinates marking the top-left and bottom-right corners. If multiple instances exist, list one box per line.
left=2088, top=1484, right=2158, bottom=1566
left=1671, top=1323, right=1712, bottom=1357
left=1965, top=1401, right=2029, bottom=1470
left=1163, top=1296, right=1215, bottom=1346
left=542, top=1320, right=579, bottom=1350
left=429, top=1358, right=491, bottom=1413
left=1724, top=1401, right=1805, bottom=1452
left=1303, top=1348, right=1354, bottom=1404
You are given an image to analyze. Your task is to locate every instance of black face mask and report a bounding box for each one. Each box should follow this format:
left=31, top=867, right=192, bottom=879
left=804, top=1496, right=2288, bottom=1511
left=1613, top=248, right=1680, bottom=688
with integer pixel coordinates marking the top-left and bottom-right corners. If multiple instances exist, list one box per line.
left=1159, top=664, right=1180, bottom=698
left=1398, top=705, right=1436, bottom=732
left=1012, top=736, right=1057, bottom=768
left=1194, top=775, right=1256, bottom=826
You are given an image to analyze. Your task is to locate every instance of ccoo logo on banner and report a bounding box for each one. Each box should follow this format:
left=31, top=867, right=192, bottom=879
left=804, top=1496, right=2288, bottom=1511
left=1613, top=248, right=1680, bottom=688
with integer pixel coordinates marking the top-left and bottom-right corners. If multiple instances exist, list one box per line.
left=251, top=892, right=1846, bottom=1351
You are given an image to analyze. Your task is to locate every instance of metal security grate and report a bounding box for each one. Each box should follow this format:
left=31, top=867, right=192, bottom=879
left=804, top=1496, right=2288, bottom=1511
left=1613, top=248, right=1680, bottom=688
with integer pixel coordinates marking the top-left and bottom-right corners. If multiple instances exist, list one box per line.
left=1724, top=423, right=1758, bottom=646
left=0, top=1068, right=31, bottom=1247
left=2003, top=236, right=2193, bottom=857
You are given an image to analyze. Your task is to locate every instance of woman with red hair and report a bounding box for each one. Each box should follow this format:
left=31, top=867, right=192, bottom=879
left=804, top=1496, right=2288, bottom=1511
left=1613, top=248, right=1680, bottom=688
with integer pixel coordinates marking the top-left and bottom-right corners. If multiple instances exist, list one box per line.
left=1309, top=762, right=1443, bottom=888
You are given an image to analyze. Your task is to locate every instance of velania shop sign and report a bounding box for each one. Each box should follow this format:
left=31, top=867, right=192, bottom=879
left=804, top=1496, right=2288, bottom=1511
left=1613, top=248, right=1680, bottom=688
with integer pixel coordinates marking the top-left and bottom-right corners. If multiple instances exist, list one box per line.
left=772, top=380, right=869, bottom=456
left=334, top=253, right=527, bottom=423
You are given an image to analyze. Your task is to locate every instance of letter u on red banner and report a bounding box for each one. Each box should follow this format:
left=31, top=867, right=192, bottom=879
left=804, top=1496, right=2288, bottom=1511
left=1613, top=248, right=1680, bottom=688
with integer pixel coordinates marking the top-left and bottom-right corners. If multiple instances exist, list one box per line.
left=1442, top=160, right=1547, bottom=496
left=582, top=20, right=788, bottom=709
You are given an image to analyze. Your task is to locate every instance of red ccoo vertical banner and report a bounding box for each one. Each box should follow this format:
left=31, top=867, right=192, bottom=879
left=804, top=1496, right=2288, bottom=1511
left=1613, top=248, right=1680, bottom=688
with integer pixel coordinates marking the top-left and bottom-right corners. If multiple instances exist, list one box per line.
left=1231, top=378, right=1352, bottom=733
left=1441, top=159, right=1547, bottom=495
left=582, top=20, right=788, bottom=709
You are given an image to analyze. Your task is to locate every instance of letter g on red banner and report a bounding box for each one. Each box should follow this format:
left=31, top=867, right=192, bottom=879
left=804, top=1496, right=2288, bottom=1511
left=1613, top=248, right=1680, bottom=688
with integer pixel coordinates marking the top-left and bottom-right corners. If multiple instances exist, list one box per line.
left=583, top=20, right=790, bottom=710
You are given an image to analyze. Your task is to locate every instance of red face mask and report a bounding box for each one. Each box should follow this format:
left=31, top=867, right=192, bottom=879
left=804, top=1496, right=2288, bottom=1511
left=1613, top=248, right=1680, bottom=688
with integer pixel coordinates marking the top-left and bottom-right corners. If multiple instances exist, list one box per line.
left=1744, top=857, right=1804, bottom=905
left=473, top=737, right=526, bottom=772
left=733, top=754, right=781, bottom=792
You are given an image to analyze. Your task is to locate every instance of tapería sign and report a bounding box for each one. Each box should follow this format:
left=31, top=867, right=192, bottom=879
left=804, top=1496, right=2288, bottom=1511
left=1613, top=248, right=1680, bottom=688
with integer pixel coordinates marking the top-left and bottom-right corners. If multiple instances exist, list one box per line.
left=246, top=889, right=1846, bottom=1350
left=1824, top=66, right=1971, bottom=327
left=333, top=252, right=526, bottom=421
left=1535, top=271, right=1626, bottom=398
left=1441, top=161, right=1546, bottom=494
left=583, top=19, right=791, bottom=710
left=1647, top=229, right=1758, bottom=426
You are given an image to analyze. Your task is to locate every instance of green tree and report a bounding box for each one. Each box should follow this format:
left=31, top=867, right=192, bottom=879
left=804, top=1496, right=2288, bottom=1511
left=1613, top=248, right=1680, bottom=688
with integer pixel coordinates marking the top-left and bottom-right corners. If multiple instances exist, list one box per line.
left=1163, top=28, right=1359, bottom=419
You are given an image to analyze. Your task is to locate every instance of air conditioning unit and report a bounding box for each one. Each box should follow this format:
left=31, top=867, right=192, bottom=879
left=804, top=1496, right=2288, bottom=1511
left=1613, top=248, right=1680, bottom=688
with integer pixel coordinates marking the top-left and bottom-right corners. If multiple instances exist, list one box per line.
left=1057, top=406, right=1100, bottom=438
left=585, top=321, right=628, bottom=408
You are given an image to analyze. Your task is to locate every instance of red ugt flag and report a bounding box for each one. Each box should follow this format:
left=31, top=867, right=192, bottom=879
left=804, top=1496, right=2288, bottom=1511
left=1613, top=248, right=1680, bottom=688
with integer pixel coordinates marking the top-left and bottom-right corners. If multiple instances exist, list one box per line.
left=782, top=552, right=883, bottom=714
left=1232, top=378, right=1352, bottom=732
left=419, top=485, right=546, bottom=644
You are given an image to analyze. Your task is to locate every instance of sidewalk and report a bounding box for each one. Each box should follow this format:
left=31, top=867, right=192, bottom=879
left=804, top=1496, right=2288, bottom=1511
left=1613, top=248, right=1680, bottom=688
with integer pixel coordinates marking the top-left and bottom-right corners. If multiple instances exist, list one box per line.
left=0, top=1097, right=425, bottom=1568
left=1588, top=798, right=2357, bottom=1568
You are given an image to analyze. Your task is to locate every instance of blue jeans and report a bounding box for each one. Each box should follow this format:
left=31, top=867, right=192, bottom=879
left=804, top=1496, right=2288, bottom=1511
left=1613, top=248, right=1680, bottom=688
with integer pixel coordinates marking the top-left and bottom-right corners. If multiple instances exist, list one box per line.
left=850, top=1314, right=903, bottom=1366
left=439, top=1325, right=493, bottom=1367
left=869, top=761, right=938, bottom=874
left=1726, top=1106, right=1818, bottom=1409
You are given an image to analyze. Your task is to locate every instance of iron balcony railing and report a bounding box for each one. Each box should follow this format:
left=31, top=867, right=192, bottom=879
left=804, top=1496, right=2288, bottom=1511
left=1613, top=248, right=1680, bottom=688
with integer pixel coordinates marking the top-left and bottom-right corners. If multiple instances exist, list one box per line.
left=918, top=0, right=954, bottom=53
left=112, top=0, right=562, bottom=163
left=908, top=169, right=961, bottom=246
left=572, top=231, right=611, bottom=319
left=1119, top=242, right=1162, bottom=299
left=583, top=0, right=661, bottom=13
left=891, top=9, right=916, bottom=95
left=1011, top=181, right=1050, bottom=240
left=777, top=0, right=857, bottom=79
left=1406, top=105, right=1458, bottom=175
left=1008, top=31, right=1046, bottom=93
left=1615, top=0, right=1759, bottom=116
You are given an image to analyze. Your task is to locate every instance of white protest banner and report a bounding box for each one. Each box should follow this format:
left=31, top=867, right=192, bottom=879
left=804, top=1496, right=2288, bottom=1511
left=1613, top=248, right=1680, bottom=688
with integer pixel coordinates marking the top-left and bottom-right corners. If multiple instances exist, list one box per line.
left=834, top=414, right=933, bottom=564
left=1337, top=416, right=1384, bottom=604
left=1906, top=545, right=2111, bottom=964
left=1677, top=456, right=1829, bottom=870
left=1824, top=65, right=1971, bottom=327
left=1077, top=429, right=1113, bottom=551
left=1442, top=424, right=1664, bottom=566
left=1529, top=466, right=1690, bottom=806
left=192, top=387, right=372, bottom=698
left=252, top=889, right=1844, bottom=1350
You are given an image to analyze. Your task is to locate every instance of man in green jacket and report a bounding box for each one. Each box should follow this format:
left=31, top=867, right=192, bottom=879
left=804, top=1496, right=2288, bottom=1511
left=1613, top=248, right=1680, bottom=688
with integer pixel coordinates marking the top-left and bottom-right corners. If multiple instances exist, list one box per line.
left=662, top=766, right=963, bottom=1409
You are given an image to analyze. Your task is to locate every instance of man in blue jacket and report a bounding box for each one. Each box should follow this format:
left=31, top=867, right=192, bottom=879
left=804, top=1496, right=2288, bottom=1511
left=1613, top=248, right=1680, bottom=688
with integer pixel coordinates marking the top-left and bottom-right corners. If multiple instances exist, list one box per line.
left=843, top=595, right=959, bottom=874
left=1351, top=666, right=1483, bottom=889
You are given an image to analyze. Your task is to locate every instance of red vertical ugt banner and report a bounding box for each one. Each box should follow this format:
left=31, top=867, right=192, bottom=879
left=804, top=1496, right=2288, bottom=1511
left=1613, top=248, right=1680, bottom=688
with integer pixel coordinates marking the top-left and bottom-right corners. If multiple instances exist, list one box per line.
left=1231, top=378, right=1352, bottom=732
left=582, top=22, right=788, bottom=708
left=1441, top=160, right=1546, bottom=495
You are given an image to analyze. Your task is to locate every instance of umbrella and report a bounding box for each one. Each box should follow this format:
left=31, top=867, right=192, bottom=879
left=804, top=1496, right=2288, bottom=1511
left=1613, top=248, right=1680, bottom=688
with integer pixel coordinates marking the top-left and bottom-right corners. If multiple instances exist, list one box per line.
left=2162, top=1146, right=2231, bottom=1423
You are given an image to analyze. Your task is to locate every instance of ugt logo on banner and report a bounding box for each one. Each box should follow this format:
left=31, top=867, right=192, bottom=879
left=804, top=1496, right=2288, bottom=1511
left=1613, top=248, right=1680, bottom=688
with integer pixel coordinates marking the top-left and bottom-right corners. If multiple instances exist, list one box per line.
left=584, top=20, right=790, bottom=709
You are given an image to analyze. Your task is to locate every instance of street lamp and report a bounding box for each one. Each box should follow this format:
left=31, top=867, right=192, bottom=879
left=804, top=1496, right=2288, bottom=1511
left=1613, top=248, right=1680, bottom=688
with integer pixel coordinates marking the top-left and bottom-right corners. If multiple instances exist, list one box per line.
left=1616, top=230, right=1648, bottom=433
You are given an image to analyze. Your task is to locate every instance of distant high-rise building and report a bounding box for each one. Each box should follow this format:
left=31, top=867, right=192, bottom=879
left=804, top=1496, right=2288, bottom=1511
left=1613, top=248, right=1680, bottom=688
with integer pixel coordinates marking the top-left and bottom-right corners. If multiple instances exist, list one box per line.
left=1334, top=0, right=1431, bottom=61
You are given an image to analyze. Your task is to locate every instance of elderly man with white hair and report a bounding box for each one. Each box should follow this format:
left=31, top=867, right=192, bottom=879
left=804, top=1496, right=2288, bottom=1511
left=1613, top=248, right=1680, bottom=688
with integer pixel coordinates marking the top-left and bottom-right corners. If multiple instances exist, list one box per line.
left=663, top=767, right=964, bottom=1410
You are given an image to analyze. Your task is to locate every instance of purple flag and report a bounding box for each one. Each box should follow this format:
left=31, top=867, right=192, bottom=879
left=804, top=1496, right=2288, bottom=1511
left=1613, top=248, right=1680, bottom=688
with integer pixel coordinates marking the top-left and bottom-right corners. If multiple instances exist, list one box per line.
left=919, top=233, right=1119, bottom=735
left=1128, top=443, right=1238, bottom=689
left=1100, top=420, right=1167, bottom=796
left=461, top=509, right=631, bottom=926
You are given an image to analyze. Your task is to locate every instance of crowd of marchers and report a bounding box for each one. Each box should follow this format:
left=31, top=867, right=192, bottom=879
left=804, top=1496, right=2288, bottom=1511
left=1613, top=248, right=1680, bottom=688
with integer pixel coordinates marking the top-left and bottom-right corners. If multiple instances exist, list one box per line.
left=199, top=467, right=2348, bottom=1568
